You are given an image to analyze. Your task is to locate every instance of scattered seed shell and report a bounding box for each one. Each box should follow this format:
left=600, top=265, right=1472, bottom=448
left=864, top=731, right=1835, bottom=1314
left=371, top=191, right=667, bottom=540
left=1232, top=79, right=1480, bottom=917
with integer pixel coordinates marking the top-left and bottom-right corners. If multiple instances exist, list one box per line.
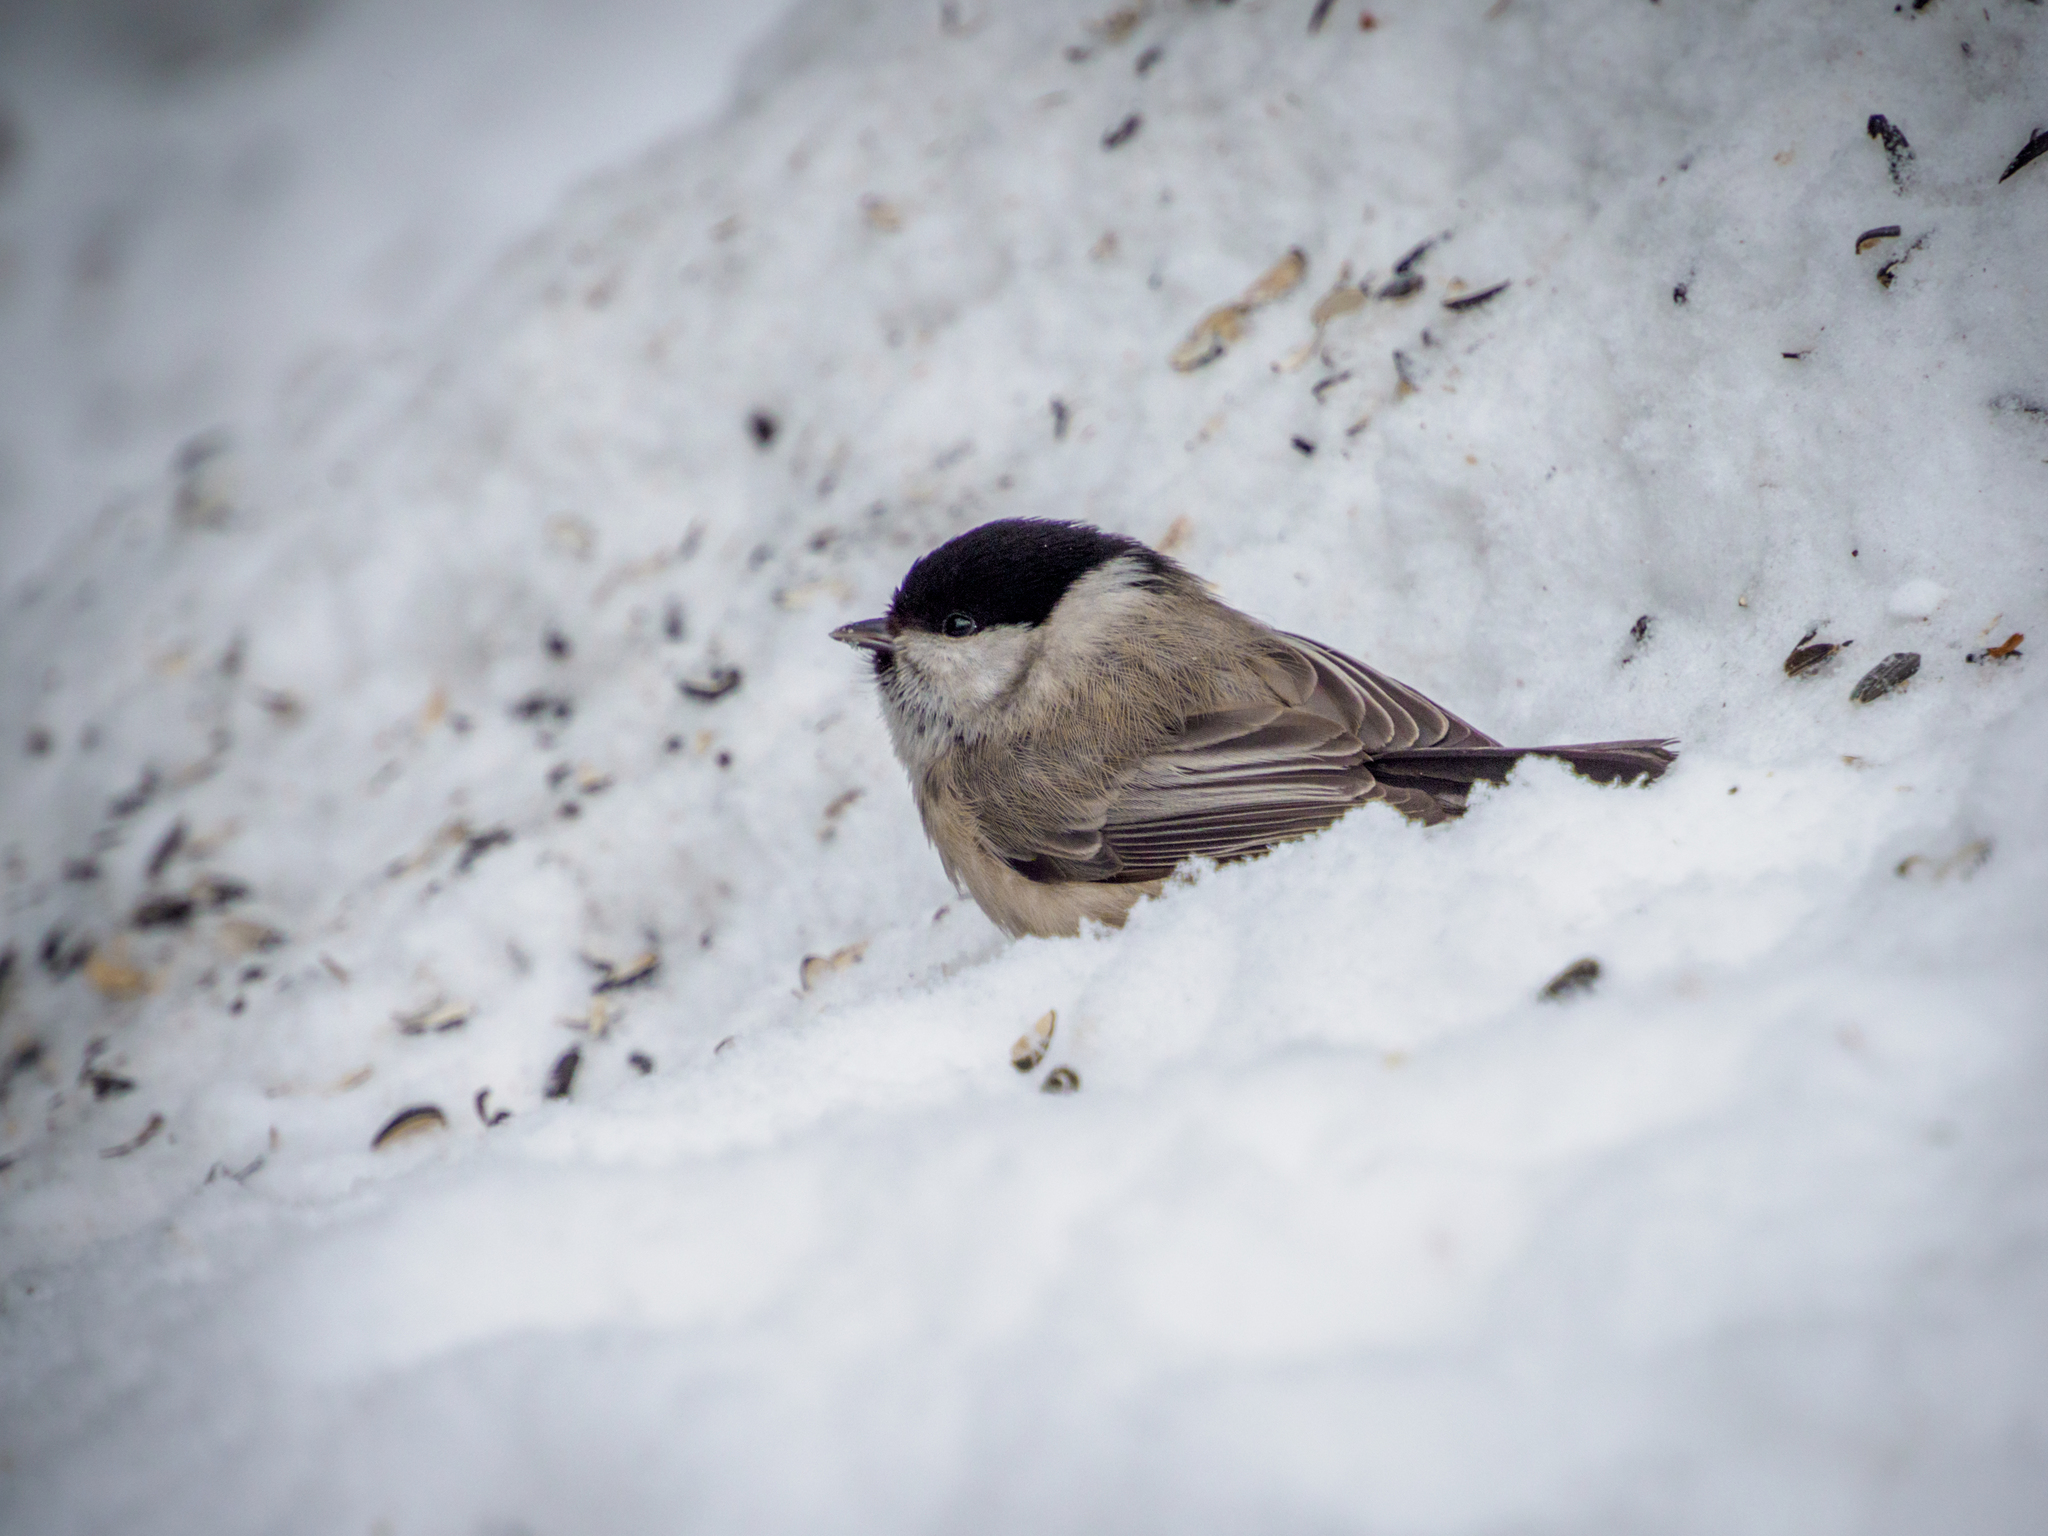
left=1012, top=1009, right=1056, bottom=1072
left=1170, top=304, right=1250, bottom=371
left=1392, top=237, right=1437, bottom=274
left=1173, top=249, right=1312, bottom=372
left=1895, top=838, right=1992, bottom=882
left=204, top=1154, right=265, bottom=1185
left=587, top=951, right=660, bottom=993
left=193, top=873, right=252, bottom=909
left=84, top=944, right=153, bottom=1000
left=395, top=1000, right=471, bottom=1036
left=1041, top=1066, right=1081, bottom=1094
left=260, top=689, right=304, bottom=723
left=217, top=918, right=286, bottom=956
left=1273, top=337, right=1319, bottom=373
left=545, top=514, right=595, bottom=560
left=1849, top=651, right=1920, bottom=702
left=2, top=1039, right=44, bottom=1105
left=456, top=831, right=512, bottom=876
left=680, top=667, right=742, bottom=703
left=1873, top=233, right=1925, bottom=290
left=1310, top=279, right=1366, bottom=328
left=512, top=691, right=574, bottom=723
left=563, top=997, right=619, bottom=1037
left=40, top=928, right=92, bottom=979
left=1089, top=5, right=1144, bottom=45
left=800, top=941, right=869, bottom=991
left=100, top=1111, right=166, bottom=1158
left=1867, top=113, right=1913, bottom=190
left=131, top=893, right=196, bottom=929
left=1783, top=629, right=1854, bottom=677
left=1855, top=224, right=1902, bottom=254
left=1442, top=280, right=1510, bottom=312
left=1966, top=632, right=2023, bottom=664
left=544, top=1046, right=581, bottom=1100
left=1540, top=957, right=1601, bottom=1001
left=109, top=769, right=159, bottom=818
left=372, top=1104, right=448, bottom=1150
left=1243, top=247, right=1308, bottom=307
left=147, top=819, right=188, bottom=880
left=88, top=1069, right=137, bottom=1099
left=1999, top=127, right=2048, bottom=184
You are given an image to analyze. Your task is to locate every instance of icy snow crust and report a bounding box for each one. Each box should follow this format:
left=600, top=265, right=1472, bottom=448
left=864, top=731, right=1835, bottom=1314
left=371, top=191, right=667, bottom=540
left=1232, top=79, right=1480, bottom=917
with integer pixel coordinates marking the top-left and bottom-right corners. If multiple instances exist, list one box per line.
left=4, top=1, right=2047, bottom=1530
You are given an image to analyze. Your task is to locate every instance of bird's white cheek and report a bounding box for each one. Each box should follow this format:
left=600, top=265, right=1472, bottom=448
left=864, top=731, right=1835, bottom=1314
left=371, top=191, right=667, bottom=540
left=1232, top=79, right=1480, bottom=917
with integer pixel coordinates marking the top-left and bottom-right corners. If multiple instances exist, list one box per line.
left=899, top=628, right=1035, bottom=719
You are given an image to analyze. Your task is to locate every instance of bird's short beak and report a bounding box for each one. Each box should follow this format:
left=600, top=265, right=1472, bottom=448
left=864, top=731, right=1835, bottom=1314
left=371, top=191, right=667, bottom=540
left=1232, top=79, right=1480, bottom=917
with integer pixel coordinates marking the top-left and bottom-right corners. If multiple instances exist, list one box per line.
left=831, top=617, right=895, bottom=656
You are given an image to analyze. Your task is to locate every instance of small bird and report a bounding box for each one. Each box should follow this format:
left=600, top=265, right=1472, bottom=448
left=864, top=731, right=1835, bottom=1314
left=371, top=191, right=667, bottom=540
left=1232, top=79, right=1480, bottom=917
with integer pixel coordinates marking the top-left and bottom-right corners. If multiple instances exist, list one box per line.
left=833, top=519, right=1675, bottom=938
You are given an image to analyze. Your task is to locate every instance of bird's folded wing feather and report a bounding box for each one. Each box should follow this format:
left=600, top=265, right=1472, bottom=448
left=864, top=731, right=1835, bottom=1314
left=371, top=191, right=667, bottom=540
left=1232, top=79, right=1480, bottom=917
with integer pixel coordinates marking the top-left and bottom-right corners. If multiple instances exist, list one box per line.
left=997, top=635, right=1499, bottom=884
left=1278, top=633, right=1499, bottom=754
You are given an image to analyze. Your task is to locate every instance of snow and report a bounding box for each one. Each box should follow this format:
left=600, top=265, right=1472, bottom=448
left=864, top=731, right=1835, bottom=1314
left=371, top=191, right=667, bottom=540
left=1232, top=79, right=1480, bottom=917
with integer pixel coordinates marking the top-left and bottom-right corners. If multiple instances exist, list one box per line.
left=3, top=0, right=2046, bottom=1530
left=1887, top=577, right=1950, bottom=621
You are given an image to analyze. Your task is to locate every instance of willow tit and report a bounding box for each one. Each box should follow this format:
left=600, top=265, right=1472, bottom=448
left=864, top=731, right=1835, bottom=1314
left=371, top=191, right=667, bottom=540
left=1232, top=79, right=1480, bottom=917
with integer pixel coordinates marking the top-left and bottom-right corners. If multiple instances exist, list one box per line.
left=833, top=519, right=1675, bottom=938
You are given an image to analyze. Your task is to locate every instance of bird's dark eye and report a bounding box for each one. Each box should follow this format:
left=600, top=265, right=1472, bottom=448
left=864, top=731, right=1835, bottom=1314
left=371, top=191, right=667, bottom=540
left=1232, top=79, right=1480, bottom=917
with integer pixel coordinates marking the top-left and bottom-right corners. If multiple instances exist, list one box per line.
left=942, top=612, right=979, bottom=637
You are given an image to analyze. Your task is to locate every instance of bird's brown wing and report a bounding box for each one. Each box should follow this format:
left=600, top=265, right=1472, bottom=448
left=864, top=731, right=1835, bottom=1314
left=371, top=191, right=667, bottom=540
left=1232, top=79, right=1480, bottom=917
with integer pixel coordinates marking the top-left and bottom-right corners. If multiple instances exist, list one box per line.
left=1276, top=633, right=1500, bottom=754
left=994, top=634, right=1500, bottom=886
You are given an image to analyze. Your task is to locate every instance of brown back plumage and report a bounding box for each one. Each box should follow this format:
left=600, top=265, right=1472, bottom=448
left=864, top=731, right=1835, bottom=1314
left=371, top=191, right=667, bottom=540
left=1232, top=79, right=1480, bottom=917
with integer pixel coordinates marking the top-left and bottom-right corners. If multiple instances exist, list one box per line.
left=954, top=615, right=1674, bottom=887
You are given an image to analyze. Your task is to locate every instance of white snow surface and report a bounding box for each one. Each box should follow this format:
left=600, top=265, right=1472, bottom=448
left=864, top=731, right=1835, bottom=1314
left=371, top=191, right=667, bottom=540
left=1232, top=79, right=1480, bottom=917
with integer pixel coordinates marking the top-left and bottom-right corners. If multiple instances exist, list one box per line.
left=4, top=1, right=2048, bottom=1531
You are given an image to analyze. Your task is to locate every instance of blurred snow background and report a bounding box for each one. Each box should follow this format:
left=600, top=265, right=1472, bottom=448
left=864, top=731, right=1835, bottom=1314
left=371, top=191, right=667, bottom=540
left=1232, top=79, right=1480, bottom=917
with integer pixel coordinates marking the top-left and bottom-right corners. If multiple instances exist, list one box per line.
left=2, top=0, right=2046, bottom=1531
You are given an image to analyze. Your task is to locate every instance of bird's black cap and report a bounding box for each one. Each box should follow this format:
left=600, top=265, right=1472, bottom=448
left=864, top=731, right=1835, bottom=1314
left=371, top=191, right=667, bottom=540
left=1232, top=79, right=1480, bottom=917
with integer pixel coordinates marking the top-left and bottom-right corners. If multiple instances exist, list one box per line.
left=889, top=518, right=1170, bottom=633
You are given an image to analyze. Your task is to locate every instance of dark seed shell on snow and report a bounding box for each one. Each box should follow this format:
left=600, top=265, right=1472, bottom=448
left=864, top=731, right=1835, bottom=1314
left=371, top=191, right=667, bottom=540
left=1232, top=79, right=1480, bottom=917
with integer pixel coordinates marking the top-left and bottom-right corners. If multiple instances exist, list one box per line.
left=1540, top=957, right=1601, bottom=1001
left=1850, top=652, right=1920, bottom=703
left=372, top=1104, right=447, bottom=1150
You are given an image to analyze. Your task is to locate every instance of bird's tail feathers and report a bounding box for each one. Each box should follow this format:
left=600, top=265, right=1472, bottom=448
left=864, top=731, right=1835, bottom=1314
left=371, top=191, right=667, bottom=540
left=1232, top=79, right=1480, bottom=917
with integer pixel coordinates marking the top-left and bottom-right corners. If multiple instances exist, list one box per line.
left=1372, top=739, right=1678, bottom=797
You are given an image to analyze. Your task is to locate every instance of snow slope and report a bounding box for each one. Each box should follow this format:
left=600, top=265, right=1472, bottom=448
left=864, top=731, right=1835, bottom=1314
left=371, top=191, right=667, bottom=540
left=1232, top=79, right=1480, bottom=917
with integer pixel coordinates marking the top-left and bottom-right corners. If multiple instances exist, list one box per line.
left=3, top=1, right=2046, bottom=1531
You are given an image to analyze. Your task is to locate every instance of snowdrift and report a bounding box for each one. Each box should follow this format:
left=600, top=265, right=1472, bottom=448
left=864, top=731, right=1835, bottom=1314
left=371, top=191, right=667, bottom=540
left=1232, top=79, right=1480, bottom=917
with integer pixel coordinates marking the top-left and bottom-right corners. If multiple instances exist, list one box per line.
left=3, top=2, right=2045, bottom=1530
